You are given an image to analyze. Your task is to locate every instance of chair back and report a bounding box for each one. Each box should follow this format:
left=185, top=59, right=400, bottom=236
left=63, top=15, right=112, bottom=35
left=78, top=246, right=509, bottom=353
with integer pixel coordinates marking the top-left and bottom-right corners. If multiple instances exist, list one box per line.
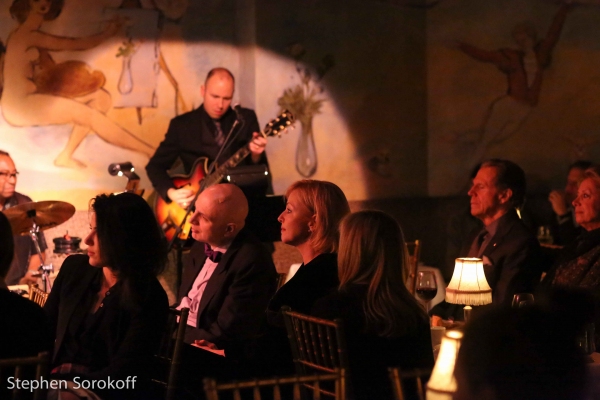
left=203, top=369, right=346, bottom=400
left=152, top=307, right=189, bottom=400
left=0, top=352, right=49, bottom=400
left=282, top=307, right=349, bottom=397
left=404, top=240, right=421, bottom=295
left=388, top=367, right=431, bottom=400
left=29, top=285, right=49, bottom=308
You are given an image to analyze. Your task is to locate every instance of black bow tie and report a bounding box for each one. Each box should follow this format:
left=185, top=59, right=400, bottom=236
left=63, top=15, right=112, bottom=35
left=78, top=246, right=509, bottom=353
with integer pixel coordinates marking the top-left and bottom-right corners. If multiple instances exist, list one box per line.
left=204, top=243, right=223, bottom=263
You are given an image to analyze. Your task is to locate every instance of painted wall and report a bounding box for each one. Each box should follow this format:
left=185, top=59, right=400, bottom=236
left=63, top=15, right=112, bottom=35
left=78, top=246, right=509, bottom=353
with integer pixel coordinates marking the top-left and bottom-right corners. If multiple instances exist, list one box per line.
left=0, top=0, right=427, bottom=211
left=428, top=0, right=600, bottom=195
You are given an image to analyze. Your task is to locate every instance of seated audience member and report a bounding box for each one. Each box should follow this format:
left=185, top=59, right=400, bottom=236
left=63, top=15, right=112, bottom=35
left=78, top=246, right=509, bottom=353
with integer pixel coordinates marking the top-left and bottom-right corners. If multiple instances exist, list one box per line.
left=176, top=184, right=277, bottom=383
left=432, top=159, right=541, bottom=324
left=0, top=150, right=48, bottom=285
left=255, top=180, right=349, bottom=376
left=548, top=160, right=592, bottom=246
left=0, top=212, right=52, bottom=359
left=312, top=210, right=433, bottom=400
left=454, top=302, right=587, bottom=400
left=542, top=165, right=600, bottom=348
left=45, top=193, right=169, bottom=400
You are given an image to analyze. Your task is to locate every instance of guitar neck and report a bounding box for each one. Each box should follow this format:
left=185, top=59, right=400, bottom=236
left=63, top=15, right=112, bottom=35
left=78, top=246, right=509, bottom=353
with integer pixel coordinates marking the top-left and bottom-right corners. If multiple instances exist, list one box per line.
left=203, top=144, right=253, bottom=188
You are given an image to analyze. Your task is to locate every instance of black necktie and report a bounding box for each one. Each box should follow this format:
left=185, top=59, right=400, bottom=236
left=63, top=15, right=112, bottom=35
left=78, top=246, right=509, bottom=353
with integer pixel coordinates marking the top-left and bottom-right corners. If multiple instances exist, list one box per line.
left=204, top=243, right=223, bottom=263
left=213, top=121, right=225, bottom=146
left=468, top=229, right=488, bottom=258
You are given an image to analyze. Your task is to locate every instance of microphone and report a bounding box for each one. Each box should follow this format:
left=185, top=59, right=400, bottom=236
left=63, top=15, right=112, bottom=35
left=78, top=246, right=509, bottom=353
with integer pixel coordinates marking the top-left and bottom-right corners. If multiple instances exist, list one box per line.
left=233, top=104, right=244, bottom=122
left=108, top=162, right=135, bottom=177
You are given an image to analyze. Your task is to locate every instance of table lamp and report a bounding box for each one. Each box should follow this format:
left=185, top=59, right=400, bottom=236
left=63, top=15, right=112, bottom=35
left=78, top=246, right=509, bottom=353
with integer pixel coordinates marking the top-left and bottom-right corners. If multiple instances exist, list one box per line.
left=445, top=257, right=492, bottom=322
left=426, top=330, right=463, bottom=400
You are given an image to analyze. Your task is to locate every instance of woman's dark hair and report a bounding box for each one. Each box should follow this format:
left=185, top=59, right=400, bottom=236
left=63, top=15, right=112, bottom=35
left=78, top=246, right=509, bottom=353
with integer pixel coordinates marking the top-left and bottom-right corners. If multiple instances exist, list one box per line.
left=90, top=193, right=167, bottom=301
left=337, top=210, right=428, bottom=337
left=10, top=0, right=64, bottom=24
left=0, top=212, right=15, bottom=278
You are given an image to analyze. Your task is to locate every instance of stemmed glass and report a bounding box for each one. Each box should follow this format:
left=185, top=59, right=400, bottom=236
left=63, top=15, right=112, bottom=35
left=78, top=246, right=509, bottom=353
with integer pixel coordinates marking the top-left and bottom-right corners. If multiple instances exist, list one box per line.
left=511, top=293, right=535, bottom=308
left=416, top=271, right=438, bottom=311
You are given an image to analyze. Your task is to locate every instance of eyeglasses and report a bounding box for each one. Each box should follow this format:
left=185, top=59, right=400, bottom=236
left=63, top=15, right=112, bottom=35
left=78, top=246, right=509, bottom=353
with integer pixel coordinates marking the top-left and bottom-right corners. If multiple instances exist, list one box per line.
left=0, top=171, right=19, bottom=179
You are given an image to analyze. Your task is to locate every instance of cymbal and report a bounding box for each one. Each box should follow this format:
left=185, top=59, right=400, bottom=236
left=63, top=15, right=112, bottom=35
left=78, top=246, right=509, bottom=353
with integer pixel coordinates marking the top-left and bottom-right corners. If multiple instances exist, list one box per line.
left=3, top=201, right=76, bottom=236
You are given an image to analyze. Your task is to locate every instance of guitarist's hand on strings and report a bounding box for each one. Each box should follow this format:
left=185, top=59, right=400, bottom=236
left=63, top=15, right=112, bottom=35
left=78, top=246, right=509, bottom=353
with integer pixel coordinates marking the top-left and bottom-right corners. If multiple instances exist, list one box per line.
left=249, top=132, right=267, bottom=163
left=167, top=187, right=195, bottom=209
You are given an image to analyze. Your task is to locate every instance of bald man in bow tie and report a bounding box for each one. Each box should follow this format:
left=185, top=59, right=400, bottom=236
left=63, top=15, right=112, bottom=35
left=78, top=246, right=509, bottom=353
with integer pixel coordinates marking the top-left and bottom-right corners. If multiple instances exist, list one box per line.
left=176, top=183, right=277, bottom=381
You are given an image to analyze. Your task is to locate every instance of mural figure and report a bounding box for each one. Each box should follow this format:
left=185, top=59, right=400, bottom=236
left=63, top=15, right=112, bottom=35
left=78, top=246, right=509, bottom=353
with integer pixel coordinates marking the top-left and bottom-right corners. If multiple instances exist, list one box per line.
left=456, top=2, right=572, bottom=166
left=0, top=0, right=155, bottom=169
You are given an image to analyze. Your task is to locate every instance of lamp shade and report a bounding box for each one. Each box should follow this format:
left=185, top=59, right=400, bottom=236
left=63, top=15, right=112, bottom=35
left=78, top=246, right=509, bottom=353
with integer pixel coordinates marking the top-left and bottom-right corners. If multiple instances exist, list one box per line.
left=426, top=330, right=463, bottom=400
left=445, top=258, right=492, bottom=306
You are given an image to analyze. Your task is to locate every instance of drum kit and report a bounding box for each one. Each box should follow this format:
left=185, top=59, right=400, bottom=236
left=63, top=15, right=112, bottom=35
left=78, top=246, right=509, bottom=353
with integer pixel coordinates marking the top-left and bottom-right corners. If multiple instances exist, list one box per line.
left=4, top=200, right=79, bottom=292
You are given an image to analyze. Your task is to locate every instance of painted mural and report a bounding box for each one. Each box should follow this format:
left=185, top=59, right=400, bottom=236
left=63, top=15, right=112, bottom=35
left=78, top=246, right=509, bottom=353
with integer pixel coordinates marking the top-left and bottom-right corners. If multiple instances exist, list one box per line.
left=428, top=0, right=600, bottom=195
left=0, top=0, right=431, bottom=209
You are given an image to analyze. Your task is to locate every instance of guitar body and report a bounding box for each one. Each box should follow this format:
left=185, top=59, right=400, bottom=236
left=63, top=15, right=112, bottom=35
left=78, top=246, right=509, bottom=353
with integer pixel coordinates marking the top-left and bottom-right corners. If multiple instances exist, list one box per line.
left=154, top=158, right=209, bottom=242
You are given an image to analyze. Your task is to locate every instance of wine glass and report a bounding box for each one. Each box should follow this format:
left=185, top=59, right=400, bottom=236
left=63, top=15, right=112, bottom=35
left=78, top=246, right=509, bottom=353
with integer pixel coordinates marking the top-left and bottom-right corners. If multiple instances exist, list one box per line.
left=416, top=271, right=438, bottom=311
left=511, top=293, right=535, bottom=308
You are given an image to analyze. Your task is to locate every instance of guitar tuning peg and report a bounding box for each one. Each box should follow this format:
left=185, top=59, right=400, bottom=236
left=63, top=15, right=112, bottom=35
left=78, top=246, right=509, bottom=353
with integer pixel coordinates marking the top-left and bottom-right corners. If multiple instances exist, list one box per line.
left=279, top=125, right=284, bottom=130
left=286, top=121, right=291, bottom=125
left=268, top=122, right=273, bottom=126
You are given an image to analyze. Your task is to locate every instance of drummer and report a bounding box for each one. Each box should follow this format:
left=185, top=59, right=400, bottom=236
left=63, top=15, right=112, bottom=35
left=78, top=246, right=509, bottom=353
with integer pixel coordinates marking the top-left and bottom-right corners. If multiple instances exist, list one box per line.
left=0, top=150, right=47, bottom=285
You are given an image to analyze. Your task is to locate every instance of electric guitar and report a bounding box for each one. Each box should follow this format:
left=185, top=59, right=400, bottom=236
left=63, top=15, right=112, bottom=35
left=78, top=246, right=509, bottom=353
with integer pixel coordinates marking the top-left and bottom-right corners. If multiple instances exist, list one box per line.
left=154, top=110, right=295, bottom=242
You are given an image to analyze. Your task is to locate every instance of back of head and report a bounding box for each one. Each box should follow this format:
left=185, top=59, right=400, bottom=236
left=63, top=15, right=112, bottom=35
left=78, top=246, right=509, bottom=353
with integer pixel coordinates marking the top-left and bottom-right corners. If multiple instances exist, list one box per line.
left=285, top=180, right=350, bottom=254
left=338, top=210, right=426, bottom=337
left=481, top=159, right=526, bottom=208
left=0, top=212, right=14, bottom=278
left=92, top=193, right=167, bottom=281
left=456, top=303, right=587, bottom=400
left=205, top=183, right=249, bottom=228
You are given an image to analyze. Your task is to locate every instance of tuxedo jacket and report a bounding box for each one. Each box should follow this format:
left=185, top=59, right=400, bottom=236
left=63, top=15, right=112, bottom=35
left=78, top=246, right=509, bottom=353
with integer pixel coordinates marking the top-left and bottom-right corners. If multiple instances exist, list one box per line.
left=146, top=105, right=267, bottom=201
left=44, top=254, right=169, bottom=381
left=178, top=228, right=278, bottom=357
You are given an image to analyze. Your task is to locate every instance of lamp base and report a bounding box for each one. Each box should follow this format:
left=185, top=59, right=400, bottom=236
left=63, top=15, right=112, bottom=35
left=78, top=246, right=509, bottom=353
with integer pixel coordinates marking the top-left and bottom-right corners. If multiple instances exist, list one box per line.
left=463, top=305, right=472, bottom=323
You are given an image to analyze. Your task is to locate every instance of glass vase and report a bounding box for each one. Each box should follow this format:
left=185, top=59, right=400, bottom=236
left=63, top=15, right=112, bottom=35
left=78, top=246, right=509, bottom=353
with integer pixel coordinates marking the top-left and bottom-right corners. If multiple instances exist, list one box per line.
left=295, top=119, right=318, bottom=177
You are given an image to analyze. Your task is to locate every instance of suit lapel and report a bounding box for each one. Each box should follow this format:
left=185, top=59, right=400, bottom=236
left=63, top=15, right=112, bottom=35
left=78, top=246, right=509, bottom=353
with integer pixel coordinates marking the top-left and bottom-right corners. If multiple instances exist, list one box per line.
left=194, top=230, right=247, bottom=325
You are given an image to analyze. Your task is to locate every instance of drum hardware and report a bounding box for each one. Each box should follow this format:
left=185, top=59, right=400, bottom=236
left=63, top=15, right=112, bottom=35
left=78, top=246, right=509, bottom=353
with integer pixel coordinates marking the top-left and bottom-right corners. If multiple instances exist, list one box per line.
left=4, top=200, right=76, bottom=292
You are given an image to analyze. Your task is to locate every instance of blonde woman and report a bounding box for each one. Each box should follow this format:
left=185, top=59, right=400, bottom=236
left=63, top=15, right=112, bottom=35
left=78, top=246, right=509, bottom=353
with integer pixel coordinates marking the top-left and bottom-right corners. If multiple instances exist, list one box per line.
left=312, top=210, right=433, bottom=400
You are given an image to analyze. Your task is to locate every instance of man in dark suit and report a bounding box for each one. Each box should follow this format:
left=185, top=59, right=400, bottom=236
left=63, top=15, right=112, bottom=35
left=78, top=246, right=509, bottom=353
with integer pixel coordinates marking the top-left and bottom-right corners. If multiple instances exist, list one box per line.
left=432, top=159, right=541, bottom=323
left=176, top=183, right=277, bottom=384
left=146, top=68, right=269, bottom=209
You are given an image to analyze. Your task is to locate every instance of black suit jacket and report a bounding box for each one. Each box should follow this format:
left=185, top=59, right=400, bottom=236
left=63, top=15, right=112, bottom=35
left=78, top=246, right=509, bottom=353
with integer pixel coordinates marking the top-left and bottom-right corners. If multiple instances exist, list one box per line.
left=44, top=255, right=169, bottom=381
left=432, top=210, right=541, bottom=320
left=178, top=228, right=277, bottom=357
left=146, top=105, right=267, bottom=201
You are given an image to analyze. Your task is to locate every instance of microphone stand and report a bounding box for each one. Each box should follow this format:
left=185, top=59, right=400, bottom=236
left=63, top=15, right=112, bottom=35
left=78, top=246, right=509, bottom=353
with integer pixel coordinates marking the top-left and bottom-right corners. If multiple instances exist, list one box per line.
left=168, top=109, right=246, bottom=287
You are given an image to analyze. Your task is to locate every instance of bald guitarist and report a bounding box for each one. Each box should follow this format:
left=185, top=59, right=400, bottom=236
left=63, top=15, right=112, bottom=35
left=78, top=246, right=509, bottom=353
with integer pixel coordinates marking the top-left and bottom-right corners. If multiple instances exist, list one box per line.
left=146, top=67, right=269, bottom=209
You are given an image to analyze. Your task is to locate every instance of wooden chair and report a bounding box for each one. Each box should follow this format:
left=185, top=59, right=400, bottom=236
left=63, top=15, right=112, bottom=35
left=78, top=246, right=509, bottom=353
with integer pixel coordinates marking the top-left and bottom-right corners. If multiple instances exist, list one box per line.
left=405, top=240, right=421, bottom=295
left=282, top=307, right=349, bottom=398
left=0, top=352, right=49, bottom=400
left=151, top=307, right=189, bottom=400
left=29, top=284, right=49, bottom=308
left=388, top=367, right=431, bottom=400
left=203, top=369, right=346, bottom=400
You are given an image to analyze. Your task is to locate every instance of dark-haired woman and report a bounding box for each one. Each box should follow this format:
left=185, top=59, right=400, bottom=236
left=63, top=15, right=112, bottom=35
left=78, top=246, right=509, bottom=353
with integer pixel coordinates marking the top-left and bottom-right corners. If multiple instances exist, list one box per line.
left=312, top=210, right=433, bottom=400
left=45, top=193, right=168, bottom=400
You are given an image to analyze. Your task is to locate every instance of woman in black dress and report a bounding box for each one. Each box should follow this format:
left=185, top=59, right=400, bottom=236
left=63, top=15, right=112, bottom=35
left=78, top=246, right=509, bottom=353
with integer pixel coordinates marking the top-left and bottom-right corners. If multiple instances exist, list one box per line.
left=257, top=179, right=350, bottom=375
left=312, top=210, right=433, bottom=400
left=45, top=193, right=169, bottom=400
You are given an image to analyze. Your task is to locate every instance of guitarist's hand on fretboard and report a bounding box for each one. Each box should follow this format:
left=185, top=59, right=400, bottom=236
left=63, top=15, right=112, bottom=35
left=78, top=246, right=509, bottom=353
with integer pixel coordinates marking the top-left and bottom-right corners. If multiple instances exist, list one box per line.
left=249, top=132, right=267, bottom=163
left=167, top=187, right=195, bottom=209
